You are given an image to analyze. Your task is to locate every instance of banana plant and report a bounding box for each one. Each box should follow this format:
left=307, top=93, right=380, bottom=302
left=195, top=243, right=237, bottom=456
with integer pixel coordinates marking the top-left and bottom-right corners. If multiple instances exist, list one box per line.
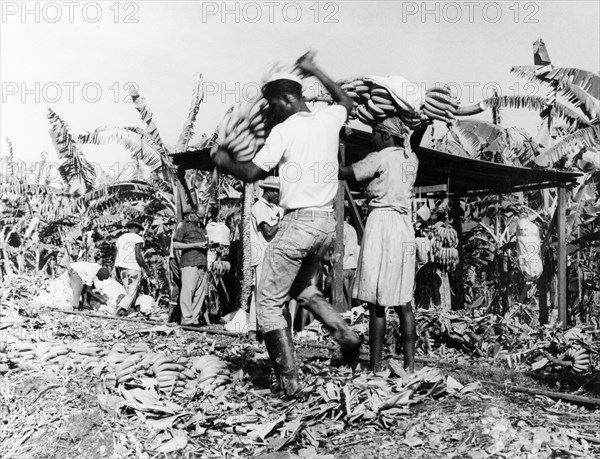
left=47, top=109, right=98, bottom=195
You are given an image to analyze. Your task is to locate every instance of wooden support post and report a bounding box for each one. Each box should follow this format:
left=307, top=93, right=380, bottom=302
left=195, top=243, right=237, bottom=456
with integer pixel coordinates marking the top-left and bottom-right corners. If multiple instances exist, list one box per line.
left=344, top=183, right=364, bottom=243
left=332, top=143, right=346, bottom=312
left=449, top=197, right=464, bottom=310
left=557, top=185, right=567, bottom=328
left=538, top=253, right=549, bottom=326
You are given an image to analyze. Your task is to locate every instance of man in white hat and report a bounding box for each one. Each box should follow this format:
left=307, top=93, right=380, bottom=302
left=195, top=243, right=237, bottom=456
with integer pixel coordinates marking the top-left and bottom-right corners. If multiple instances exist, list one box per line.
left=212, top=51, right=361, bottom=398
left=248, top=175, right=282, bottom=337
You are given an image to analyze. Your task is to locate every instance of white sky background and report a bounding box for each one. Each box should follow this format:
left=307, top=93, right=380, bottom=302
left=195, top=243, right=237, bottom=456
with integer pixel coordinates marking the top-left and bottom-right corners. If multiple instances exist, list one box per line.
left=1, top=1, right=599, bottom=178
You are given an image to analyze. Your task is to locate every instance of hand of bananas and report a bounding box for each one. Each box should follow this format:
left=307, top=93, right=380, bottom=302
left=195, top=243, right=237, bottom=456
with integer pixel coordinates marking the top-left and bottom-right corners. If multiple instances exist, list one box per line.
left=338, top=77, right=423, bottom=129
left=11, top=341, right=230, bottom=393
left=422, top=85, right=460, bottom=125
left=213, top=59, right=305, bottom=163
left=562, top=347, right=591, bottom=373
left=338, top=78, right=462, bottom=129
left=214, top=99, right=270, bottom=162
left=210, top=260, right=231, bottom=276
left=430, top=221, right=459, bottom=271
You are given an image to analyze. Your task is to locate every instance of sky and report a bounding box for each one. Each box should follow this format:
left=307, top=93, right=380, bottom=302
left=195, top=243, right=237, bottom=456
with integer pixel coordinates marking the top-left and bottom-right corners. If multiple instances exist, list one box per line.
left=1, top=0, right=599, bottom=178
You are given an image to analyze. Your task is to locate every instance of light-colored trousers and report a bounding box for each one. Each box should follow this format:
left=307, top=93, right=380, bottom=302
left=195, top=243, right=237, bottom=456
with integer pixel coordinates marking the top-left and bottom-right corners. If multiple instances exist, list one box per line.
left=248, top=262, right=263, bottom=332
left=117, top=268, right=142, bottom=312
left=180, top=266, right=208, bottom=325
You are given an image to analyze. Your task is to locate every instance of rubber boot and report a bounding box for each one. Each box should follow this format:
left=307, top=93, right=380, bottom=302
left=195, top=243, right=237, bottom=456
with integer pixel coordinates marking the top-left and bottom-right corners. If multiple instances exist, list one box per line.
left=369, top=305, right=386, bottom=373
left=395, top=303, right=416, bottom=372
left=262, top=328, right=301, bottom=398
left=297, top=286, right=361, bottom=365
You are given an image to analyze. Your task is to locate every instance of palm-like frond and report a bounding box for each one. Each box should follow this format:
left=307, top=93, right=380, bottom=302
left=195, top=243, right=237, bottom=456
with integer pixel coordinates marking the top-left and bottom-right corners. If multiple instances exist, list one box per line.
left=544, top=68, right=600, bottom=100
left=510, top=66, right=552, bottom=85
left=482, top=95, right=591, bottom=128
left=560, top=83, right=600, bottom=121
left=78, top=126, right=174, bottom=187
left=535, top=125, right=600, bottom=167
left=70, top=182, right=175, bottom=217
left=47, top=109, right=97, bottom=193
left=451, top=120, right=507, bottom=157
left=505, top=127, right=539, bottom=167
left=177, top=73, right=204, bottom=150
left=128, top=86, right=166, bottom=150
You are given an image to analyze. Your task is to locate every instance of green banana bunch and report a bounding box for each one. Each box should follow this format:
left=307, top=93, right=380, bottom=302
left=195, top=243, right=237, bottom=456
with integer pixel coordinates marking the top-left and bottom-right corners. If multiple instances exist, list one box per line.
left=432, top=222, right=460, bottom=271
left=422, top=85, right=460, bottom=125
left=564, top=347, right=590, bottom=373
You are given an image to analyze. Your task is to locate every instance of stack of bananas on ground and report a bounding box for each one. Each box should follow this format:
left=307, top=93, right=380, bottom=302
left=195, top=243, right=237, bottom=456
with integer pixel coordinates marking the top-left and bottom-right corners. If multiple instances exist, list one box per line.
left=422, top=85, right=460, bottom=125
left=10, top=340, right=230, bottom=394
left=563, top=347, right=591, bottom=373
left=431, top=221, right=459, bottom=271
left=192, top=354, right=229, bottom=389
left=338, top=77, right=423, bottom=129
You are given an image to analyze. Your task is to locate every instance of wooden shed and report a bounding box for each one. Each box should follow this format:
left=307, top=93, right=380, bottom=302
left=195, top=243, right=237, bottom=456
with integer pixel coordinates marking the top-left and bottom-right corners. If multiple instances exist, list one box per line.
left=171, top=126, right=580, bottom=326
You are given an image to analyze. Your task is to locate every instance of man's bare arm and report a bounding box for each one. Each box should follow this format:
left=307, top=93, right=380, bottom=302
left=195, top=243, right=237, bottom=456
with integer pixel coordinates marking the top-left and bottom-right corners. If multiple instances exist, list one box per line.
left=212, top=148, right=269, bottom=183
left=173, top=241, right=207, bottom=250
left=296, top=52, right=353, bottom=117
left=259, top=222, right=279, bottom=240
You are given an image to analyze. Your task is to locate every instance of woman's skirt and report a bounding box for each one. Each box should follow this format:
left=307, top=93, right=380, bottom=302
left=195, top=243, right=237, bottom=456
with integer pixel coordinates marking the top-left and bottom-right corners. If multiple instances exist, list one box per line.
left=353, top=209, right=416, bottom=306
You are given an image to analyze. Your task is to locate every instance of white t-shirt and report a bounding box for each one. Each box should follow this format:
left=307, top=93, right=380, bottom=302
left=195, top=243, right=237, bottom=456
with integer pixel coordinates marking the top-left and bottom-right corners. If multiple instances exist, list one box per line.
left=250, top=197, right=281, bottom=267
left=70, top=261, right=102, bottom=286
left=252, top=105, right=347, bottom=210
left=115, top=232, right=144, bottom=270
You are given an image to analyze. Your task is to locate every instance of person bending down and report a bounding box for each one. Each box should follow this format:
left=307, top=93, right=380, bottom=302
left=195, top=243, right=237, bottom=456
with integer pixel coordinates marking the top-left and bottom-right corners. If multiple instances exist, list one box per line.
left=68, top=261, right=110, bottom=309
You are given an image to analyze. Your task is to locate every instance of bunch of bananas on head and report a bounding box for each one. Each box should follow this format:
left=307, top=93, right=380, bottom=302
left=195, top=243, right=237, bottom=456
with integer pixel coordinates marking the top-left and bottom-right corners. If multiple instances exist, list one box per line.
left=422, top=85, right=460, bottom=125
left=338, top=77, right=423, bottom=129
left=431, top=221, right=459, bottom=271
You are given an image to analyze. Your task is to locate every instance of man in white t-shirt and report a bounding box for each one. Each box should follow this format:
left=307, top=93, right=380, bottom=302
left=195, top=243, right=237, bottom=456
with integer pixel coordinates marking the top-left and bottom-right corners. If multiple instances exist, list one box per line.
left=68, top=261, right=110, bottom=309
left=114, top=219, right=148, bottom=315
left=248, top=176, right=282, bottom=336
left=212, top=51, right=361, bottom=397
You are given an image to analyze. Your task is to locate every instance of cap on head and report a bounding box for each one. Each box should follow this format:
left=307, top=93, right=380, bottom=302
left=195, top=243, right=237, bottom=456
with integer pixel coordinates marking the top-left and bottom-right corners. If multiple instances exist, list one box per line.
left=259, top=176, right=280, bottom=191
left=262, top=73, right=303, bottom=101
left=263, top=72, right=303, bottom=87
left=126, top=219, right=144, bottom=231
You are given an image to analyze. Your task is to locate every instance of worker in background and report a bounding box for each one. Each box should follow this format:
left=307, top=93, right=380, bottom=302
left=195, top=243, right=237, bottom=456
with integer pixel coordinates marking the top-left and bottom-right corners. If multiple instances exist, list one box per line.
left=212, top=51, right=361, bottom=398
left=173, top=203, right=209, bottom=326
left=114, top=219, right=148, bottom=316
left=68, top=261, right=110, bottom=309
left=342, top=216, right=359, bottom=312
left=339, top=117, right=426, bottom=373
left=248, top=176, right=282, bottom=339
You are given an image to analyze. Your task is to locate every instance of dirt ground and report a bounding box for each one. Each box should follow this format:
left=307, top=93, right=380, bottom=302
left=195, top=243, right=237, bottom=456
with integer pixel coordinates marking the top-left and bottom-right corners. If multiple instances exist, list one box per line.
left=1, top=305, right=599, bottom=459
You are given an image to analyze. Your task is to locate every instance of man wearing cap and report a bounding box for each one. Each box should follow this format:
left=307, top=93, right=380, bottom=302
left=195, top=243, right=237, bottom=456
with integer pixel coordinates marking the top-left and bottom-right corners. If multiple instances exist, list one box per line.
left=173, top=203, right=210, bottom=326
left=339, top=117, right=427, bottom=374
left=212, top=51, right=361, bottom=397
left=115, top=219, right=148, bottom=316
left=68, top=261, right=111, bottom=309
left=248, top=176, right=282, bottom=336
